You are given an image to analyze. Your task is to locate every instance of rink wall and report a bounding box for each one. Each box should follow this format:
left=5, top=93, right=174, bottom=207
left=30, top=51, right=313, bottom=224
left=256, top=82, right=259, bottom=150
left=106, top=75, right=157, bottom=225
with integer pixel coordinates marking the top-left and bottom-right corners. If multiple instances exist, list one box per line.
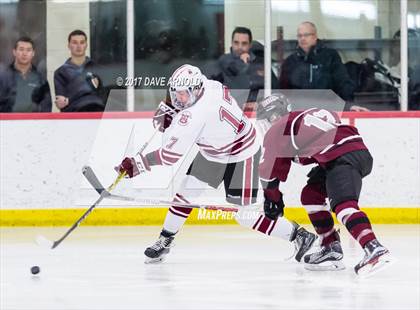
left=0, top=111, right=419, bottom=226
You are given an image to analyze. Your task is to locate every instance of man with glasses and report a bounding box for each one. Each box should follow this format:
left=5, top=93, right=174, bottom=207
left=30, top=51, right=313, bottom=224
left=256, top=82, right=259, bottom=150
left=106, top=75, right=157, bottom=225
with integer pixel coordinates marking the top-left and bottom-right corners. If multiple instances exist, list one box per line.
left=279, top=22, right=365, bottom=111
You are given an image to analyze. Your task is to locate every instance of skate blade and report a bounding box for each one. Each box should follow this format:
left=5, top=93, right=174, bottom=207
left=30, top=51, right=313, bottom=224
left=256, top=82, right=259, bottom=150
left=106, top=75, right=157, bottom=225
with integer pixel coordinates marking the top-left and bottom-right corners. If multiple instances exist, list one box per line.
left=355, top=253, right=395, bottom=277
left=144, top=256, right=166, bottom=264
left=304, top=260, right=346, bottom=271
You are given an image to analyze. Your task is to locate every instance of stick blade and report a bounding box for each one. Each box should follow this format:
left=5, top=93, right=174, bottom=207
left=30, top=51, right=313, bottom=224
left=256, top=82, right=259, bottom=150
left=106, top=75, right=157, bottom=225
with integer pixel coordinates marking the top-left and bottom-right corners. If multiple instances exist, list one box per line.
left=82, top=165, right=106, bottom=194
left=35, top=235, right=54, bottom=249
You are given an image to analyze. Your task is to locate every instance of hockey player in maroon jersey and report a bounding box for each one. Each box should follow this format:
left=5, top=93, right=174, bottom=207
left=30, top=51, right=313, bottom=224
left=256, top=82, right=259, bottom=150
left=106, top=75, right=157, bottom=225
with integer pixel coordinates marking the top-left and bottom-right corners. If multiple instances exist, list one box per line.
left=257, top=94, right=392, bottom=276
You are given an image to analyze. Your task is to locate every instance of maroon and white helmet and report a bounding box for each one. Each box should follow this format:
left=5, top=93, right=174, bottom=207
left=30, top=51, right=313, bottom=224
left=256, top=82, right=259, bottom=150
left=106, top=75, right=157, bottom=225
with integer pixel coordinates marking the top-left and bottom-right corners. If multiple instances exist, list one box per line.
left=169, top=64, right=204, bottom=110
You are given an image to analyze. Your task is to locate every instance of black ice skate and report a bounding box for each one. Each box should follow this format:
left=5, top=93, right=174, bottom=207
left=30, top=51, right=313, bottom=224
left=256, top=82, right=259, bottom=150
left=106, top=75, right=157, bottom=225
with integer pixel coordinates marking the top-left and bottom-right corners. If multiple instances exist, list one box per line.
left=144, top=230, right=175, bottom=264
left=303, top=240, right=345, bottom=271
left=354, top=239, right=393, bottom=276
left=289, top=225, right=318, bottom=262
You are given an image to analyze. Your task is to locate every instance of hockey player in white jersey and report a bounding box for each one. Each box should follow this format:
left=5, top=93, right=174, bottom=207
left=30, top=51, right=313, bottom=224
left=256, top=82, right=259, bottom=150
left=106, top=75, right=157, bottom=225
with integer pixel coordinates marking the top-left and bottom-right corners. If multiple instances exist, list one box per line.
left=116, top=65, right=316, bottom=263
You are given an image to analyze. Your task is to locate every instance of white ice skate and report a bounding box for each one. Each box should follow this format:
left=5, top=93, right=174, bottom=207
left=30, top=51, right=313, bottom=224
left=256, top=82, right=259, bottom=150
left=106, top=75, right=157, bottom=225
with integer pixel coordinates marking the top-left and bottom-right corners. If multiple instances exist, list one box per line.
left=354, top=239, right=394, bottom=277
left=303, top=241, right=345, bottom=271
left=287, top=226, right=318, bottom=262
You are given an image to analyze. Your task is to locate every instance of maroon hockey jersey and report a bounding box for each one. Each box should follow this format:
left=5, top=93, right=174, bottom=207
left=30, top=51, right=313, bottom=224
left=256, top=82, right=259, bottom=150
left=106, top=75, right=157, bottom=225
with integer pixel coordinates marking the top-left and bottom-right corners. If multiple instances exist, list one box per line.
left=259, top=108, right=368, bottom=182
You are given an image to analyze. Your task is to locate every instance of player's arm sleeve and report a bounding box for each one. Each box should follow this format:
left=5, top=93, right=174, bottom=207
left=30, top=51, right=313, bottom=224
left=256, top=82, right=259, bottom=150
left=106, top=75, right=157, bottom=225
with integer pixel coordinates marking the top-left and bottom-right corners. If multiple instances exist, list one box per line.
left=260, top=157, right=292, bottom=183
left=145, top=147, right=184, bottom=167
left=259, top=130, right=292, bottom=185
left=259, top=157, right=292, bottom=201
left=145, top=113, right=204, bottom=167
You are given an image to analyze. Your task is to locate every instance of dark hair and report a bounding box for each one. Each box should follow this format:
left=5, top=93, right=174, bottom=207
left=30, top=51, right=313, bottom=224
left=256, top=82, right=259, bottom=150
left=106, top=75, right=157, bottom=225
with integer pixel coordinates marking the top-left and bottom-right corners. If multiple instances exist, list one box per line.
left=14, top=36, right=34, bottom=49
left=68, top=29, right=87, bottom=43
left=232, top=27, right=252, bottom=43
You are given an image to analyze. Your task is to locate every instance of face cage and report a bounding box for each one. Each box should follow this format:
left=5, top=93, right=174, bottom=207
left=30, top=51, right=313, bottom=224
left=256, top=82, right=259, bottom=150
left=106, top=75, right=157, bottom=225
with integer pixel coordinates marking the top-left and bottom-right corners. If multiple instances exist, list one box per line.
left=169, top=84, right=202, bottom=110
left=258, top=103, right=291, bottom=123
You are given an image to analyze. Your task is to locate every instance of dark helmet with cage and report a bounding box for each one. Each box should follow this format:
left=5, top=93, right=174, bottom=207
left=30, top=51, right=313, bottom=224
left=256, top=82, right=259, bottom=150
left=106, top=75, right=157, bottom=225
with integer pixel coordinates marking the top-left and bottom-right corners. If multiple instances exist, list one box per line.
left=256, top=93, right=292, bottom=123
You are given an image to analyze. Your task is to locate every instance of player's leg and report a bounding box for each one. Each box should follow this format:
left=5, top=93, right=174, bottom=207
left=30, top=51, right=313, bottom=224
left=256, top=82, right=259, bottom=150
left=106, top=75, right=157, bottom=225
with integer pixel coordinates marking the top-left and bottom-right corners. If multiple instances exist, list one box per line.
left=144, top=174, right=207, bottom=263
left=145, top=153, right=224, bottom=263
left=301, top=166, right=344, bottom=270
left=227, top=150, right=316, bottom=262
left=326, top=150, right=391, bottom=275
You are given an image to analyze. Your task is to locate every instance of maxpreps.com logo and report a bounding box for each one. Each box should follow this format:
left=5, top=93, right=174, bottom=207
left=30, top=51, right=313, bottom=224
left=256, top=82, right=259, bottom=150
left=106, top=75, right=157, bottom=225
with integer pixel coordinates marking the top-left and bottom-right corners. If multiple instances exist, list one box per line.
left=178, top=111, right=192, bottom=126
left=197, top=209, right=260, bottom=221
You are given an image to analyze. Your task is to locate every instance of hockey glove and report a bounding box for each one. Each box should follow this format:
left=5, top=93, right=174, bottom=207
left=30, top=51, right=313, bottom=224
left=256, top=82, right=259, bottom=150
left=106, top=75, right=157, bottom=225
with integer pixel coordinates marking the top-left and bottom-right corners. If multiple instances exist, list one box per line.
left=153, top=101, right=179, bottom=132
left=263, top=189, right=285, bottom=220
left=116, top=154, right=151, bottom=178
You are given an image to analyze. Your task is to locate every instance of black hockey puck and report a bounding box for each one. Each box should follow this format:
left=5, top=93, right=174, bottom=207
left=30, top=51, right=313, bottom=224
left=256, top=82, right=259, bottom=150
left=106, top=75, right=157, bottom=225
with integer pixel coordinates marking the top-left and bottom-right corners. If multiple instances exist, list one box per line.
left=31, top=266, right=40, bottom=275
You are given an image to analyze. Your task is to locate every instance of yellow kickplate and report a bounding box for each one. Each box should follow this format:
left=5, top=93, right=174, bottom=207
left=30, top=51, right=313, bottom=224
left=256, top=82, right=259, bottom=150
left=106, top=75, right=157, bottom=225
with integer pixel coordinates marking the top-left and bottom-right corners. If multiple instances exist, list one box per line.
left=0, top=207, right=419, bottom=226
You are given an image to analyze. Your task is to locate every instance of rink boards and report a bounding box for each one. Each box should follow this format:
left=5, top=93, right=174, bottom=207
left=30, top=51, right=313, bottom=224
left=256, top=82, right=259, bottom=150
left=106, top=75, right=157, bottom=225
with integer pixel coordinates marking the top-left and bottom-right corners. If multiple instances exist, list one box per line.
left=0, top=111, right=419, bottom=226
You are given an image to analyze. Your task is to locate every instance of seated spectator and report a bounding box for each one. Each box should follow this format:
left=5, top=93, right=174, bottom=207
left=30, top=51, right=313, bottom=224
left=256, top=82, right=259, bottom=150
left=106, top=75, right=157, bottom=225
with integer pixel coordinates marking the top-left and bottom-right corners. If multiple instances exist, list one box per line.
left=279, top=22, right=366, bottom=111
left=54, top=29, right=106, bottom=112
left=210, top=26, right=278, bottom=108
left=0, top=36, right=52, bottom=112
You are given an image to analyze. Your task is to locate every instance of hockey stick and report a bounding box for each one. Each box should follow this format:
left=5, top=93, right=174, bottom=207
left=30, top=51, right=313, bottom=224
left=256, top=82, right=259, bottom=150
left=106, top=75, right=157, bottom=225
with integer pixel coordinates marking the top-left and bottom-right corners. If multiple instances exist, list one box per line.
left=137, top=126, right=160, bottom=154
left=83, top=165, right=240, bottom=213
left=81, top=126, right=160, bottom=196
left=103, top=193, right=239, bottom=212
left=36, top=128, right=160, bottom=249
left=36, top=171, right=126, bottom=250
left=82, top=128, right=159, bottom=196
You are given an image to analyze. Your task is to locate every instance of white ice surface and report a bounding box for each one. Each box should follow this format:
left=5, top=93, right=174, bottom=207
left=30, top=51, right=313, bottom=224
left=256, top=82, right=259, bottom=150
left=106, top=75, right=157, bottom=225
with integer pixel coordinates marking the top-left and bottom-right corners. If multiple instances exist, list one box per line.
left=1, top=225, right=419, bottom=310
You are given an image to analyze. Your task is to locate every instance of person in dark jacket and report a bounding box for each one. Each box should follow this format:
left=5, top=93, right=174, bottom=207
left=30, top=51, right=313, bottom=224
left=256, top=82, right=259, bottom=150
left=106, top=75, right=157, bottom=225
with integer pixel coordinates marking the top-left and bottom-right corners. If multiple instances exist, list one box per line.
left=210, top=27, right=278, bottom=107
left=0, top=36, right=52, bottom=112
left=54, top=30, right=106, bottom=112
left=279, top=22, right=366, bottom=111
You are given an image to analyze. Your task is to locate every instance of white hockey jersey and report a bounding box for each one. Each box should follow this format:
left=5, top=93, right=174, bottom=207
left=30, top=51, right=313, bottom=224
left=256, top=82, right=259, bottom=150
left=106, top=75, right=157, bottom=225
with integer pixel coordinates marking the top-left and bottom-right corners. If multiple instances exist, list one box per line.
left=156, top=78, right=260, bottom=165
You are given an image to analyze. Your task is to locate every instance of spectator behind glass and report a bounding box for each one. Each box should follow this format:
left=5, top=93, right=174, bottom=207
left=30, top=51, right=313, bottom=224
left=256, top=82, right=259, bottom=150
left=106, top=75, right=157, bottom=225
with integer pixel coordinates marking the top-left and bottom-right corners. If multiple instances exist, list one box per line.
left=279, top=22, right=366, bottom=111
left=54, top=29, right=105, bottom=112
left=210, top=26, right=278, bottom=108
left=0, top=36, right=52, bottom=112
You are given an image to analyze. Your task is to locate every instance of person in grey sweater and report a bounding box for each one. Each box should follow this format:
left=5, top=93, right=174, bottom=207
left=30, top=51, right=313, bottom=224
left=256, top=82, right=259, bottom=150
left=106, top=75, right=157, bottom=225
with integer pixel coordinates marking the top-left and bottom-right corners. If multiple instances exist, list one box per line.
left=0, top=36, right=51, bottom=112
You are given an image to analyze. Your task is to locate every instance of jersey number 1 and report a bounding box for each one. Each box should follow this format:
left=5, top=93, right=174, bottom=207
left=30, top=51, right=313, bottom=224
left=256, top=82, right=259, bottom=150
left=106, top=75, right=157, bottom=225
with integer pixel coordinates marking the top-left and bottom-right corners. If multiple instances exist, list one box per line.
left=303, top=110, right=336, bottom=132
left=219, top=107, right=245, bottom=134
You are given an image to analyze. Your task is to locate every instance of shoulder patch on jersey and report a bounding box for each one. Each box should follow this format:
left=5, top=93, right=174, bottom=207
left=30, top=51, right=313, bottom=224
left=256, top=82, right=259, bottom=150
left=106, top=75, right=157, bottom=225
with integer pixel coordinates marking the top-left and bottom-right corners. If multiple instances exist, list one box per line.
left=178, top=111, right=192, bottom=126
